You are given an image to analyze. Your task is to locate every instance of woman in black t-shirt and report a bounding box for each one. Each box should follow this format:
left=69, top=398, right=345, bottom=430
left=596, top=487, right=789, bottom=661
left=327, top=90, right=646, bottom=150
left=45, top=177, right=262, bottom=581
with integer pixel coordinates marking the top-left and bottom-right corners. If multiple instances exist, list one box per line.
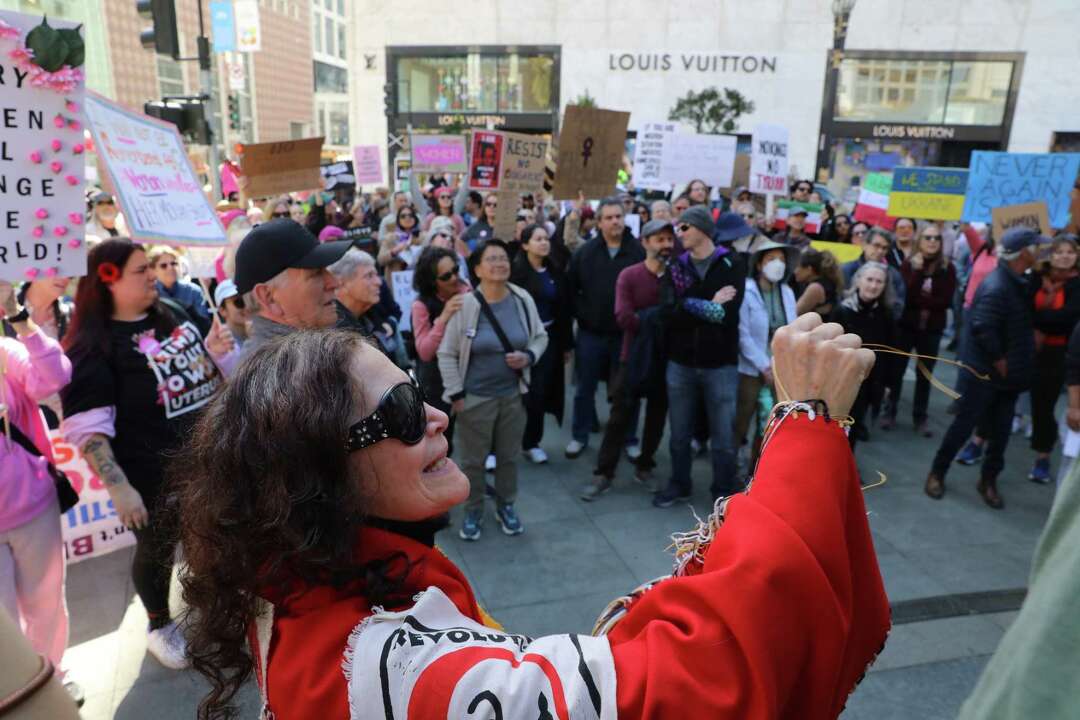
left=60, top=239, right=232, bottom=670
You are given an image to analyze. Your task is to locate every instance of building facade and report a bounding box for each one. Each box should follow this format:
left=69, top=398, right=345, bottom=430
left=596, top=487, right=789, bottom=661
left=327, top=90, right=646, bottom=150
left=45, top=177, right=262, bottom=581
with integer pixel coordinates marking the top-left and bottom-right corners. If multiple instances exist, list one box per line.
left=350, top=0, right=1080, bottom=191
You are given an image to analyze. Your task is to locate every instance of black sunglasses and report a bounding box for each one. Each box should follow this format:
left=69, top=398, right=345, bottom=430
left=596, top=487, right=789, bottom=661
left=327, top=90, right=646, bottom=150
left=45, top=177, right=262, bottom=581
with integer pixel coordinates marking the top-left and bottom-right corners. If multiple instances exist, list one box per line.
left=400, top=213, right=416, bottom=220
left=227, top=295, right=245, bottom=310
left=436, top=270, right=457, bottom=282
left=272, top=211, right=289, bottom=218
left=346, top=381, right=426, bottom=452
left=922, top=233, right=942, bottom=240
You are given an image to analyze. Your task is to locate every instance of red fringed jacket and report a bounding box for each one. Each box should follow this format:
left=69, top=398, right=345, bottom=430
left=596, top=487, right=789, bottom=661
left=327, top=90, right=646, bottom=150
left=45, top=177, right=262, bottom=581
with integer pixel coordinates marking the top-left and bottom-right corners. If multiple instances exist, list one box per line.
left=252, top=412, right=890, bottom=719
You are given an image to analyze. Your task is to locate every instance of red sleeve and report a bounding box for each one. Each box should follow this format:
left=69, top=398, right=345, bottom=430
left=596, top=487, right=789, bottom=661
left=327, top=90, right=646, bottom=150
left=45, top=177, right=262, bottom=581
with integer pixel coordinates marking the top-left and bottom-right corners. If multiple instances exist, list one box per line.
left=411, top=300, right=446, bottom=362
left=614, top=267, right=640, bottom=335
left=964, top=224, right=985, bottom=256
left=607, top=415, right=890, bottom=720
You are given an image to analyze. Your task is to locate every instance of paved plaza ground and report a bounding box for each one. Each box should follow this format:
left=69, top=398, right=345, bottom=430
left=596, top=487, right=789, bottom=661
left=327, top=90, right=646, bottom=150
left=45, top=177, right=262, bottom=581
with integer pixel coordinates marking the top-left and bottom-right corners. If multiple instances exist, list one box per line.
left=65, top=364, right=1058, bottom=719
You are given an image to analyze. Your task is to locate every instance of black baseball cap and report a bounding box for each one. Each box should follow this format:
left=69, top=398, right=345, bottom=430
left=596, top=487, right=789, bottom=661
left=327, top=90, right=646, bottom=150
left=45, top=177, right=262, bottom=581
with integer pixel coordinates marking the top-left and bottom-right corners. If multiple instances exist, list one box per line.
left=234, top=219, right=351, bottom=294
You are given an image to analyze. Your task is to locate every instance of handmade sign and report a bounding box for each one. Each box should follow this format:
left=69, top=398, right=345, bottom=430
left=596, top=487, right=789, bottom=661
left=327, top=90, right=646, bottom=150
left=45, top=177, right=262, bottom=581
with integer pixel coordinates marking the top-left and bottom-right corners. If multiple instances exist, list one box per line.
left=852, top=172, right=896, bottom=230
left=551, top=105, right=631, bottom=200
left=992, top=201, right=1052, bottom=241
left=411, top=135, right=468, bottom=174
left=0, top=11, right=87, bottom=282
left=773, top=200, right=824, bottom=235
left=238, top=137, right=324, bottom=198
left=320, top=160, right=355, bottom=191
left=490, top=132, right=549, bottom=239
left=52, top=430, right=137, bottom=564
left=353, top=145, right=383, bottom=184
left=84, top=92, right=226, bottom=245
left=391, top=269, right=417, bottom=332
left=394, top=155, right=411, bottom=192
left=962, top=151, right=1080, bottom=227
left=749, top=124, right=789, bottom=195
left=468, top=132, right=504, bottom=191
left=633, top=121, right=677, bottom=190
left=661, top=132, right=737, bottom=189
left=812, top=240, right=862, bottom=264
left=721, top=154, right=751, bottom=192
left=888, top=167, right=967, bottom=221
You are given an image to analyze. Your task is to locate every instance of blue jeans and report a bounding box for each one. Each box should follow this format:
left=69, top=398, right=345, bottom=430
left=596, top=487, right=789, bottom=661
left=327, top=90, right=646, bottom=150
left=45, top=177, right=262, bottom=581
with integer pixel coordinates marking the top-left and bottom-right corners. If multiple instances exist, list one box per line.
left=571, top=328, right=622, bottom=444
left=666, top=362, right=740, bottom=497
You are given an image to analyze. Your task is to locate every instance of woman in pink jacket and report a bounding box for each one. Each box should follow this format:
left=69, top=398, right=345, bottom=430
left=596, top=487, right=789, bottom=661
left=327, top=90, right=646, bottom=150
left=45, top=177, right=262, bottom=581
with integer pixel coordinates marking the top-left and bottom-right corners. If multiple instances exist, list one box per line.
left=0, top=280, right=75, bottom=702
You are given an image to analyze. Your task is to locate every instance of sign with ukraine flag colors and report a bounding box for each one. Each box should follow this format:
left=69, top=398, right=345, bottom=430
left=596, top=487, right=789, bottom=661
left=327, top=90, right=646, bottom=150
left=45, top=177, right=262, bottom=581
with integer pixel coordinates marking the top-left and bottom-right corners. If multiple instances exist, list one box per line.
left=887, top=167, right=968, bottom=221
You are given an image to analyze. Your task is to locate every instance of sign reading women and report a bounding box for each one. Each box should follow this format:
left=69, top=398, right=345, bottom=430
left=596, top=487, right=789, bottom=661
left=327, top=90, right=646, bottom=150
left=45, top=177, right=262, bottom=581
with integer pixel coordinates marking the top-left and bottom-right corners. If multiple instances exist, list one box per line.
left=0, top=11, right=86, bottom=282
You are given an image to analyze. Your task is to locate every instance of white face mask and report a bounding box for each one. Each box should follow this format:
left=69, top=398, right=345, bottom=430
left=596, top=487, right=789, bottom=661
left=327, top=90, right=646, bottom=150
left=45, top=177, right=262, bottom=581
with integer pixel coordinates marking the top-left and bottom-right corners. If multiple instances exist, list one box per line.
left=762, top=258, right=786, bottom=283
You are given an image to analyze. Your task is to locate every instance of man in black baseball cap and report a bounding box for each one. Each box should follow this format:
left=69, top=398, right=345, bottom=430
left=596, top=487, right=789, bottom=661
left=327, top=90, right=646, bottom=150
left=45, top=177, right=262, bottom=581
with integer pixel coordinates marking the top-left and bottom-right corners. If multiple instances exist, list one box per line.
left=234, top=218, right=351, bottom=356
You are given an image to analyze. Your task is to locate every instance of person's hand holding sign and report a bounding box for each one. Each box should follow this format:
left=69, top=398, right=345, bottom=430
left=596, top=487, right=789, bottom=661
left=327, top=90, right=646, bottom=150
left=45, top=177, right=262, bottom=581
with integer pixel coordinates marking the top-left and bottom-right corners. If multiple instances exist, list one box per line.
left=205, top=314, right=236, bottom=357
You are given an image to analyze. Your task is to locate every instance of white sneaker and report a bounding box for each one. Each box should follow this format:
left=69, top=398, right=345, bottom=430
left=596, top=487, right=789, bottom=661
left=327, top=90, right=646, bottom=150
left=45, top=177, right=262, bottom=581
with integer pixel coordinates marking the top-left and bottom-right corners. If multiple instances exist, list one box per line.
left=565, top=440, right=585, bottom=458
left=146, top=621, right=190, bottom=670
left=525, top=447, right=549, bottom=464
left=484, top=454, right=496, bottom=472
left=625, top=443, right=642, bottom=461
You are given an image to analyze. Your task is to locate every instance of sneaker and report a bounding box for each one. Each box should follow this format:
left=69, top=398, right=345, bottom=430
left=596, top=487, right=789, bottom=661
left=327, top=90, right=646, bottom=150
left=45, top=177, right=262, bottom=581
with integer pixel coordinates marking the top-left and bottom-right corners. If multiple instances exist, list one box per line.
left=580, top=477, right=613, bottom=501
left=496, top=503, right=524, bottom=535
left=525, top=447, right=549, bottom=464
left=459, top=510, right=483, bottom=541
left=146, top=621, right=190, bottom=670
left=1029, top=458, right=1052, bottom=485
left=565, top=439, right=586, bottom=458
left=484, top=454, right=496, bottom=472
left=625, top=442, right=642, bottom=461
left=63, top=680, right=85, bottom=708
left=652, top=487, right=692, bottom=508
left=956, top=440, right=983, bottom=466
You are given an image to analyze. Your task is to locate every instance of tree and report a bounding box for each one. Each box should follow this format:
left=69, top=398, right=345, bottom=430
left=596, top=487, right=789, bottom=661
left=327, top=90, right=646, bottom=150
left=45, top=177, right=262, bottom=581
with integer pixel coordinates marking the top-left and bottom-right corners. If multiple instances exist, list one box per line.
left=668, top=87, right=755, bottom=134
left=571, top=89, right=596, bottom=108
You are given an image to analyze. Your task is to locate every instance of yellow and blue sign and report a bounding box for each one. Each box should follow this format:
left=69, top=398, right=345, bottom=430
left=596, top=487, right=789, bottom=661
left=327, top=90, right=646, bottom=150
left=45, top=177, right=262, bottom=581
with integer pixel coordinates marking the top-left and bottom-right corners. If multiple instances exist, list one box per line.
left=887, top=167, right=968, bottom=221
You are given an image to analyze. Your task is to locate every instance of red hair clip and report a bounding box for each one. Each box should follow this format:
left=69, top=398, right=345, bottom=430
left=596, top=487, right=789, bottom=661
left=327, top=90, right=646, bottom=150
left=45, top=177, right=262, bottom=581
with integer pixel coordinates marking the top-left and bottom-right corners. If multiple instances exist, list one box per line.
left=96, top=261, right=121, bottom=284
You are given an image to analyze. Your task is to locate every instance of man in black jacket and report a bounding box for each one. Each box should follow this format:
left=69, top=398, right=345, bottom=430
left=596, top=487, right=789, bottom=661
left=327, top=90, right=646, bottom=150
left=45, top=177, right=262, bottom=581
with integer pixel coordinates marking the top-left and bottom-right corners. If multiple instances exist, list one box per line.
left=654, top=206, right=746, bottom=507
left=564, top=198, right=645, bottom=458
left=926, top=227, right=1048, bottom=509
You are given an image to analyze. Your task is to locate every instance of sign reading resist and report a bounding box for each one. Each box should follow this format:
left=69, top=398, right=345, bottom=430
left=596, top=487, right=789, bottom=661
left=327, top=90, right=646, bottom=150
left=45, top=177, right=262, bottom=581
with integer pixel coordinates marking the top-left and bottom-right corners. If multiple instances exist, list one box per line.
left=0, top=10, right=87, bottom=282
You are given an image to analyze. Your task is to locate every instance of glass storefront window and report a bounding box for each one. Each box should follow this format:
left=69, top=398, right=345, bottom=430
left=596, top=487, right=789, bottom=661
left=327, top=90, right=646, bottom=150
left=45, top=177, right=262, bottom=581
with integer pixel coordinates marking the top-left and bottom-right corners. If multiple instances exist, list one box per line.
left=314, top=61, right=348, bottom=93
left=395, top=51, right=555, bottom=114
left=944, top=61, right=1012, bottom=125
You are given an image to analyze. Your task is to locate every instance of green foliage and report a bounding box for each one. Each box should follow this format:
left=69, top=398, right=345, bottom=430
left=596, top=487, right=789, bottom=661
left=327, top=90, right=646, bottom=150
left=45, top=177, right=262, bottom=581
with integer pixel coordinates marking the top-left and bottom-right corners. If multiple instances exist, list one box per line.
left=24, top=16, right=84, bottom=71
left=571, top=90, right=597, bottom=108
left=667, top=87, right=755, bottom=134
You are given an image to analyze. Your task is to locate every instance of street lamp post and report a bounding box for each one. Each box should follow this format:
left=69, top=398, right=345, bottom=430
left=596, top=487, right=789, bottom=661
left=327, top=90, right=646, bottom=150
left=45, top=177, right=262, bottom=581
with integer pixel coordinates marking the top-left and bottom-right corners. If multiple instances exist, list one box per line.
left=814, top=0, right=857, bottom=186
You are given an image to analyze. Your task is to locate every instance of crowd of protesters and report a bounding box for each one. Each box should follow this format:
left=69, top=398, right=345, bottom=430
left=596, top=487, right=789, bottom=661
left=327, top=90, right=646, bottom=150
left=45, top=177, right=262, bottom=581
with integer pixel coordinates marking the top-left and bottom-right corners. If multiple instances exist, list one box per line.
left=2, top=159, right=1080, bottom=712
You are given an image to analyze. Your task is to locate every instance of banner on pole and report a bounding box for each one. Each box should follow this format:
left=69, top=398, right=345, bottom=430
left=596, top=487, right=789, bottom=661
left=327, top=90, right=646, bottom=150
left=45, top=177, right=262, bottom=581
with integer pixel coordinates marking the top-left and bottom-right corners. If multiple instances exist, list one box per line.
left=0, top=11, right=88, bottom=281
left=887, top=167, right=967, bottom=220
left=208, top=1, right=237, bottom=52
left=238, top=137, right=324, bottom=198
left=233, top=0, right=261, bottom=52
left=84, top=91, right=226, bottom=245
left=749, top=124, right=789, bottom=195
left=962, top=151, right=1080, bottom=227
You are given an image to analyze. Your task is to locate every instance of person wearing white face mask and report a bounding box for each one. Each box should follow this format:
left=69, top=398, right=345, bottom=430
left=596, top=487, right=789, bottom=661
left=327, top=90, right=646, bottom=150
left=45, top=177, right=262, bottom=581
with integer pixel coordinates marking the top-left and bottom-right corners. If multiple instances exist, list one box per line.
left=734, top=239, right=798, bottom=467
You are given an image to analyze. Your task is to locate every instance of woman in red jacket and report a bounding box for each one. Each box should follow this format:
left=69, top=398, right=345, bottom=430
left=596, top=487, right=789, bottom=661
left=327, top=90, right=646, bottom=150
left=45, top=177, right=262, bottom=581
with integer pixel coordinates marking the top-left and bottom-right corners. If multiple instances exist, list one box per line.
left=881, top=223, right=957, bottom=436
left=175, top=315, right=889, bottom=720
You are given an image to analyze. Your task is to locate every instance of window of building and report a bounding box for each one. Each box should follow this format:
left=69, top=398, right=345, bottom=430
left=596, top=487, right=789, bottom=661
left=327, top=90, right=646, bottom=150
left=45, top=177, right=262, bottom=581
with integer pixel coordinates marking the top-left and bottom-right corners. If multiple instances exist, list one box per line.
left=290, top=121, right=306, bottom=140
left=314, top=61, right=348, bottom=93
left=395, top=51, right=556, bottom=114
left=337, top=0, right=345, bottom=14
left=338, top=24, right=346, bottom=61
left=835, top=57, right=1015, bottom=126
left=312, top=12, right=321, bottom=53
left=157, top=54, right=185, bottom=97
left=325, top=16, right=334, bottom=56
left=328, top=102, right=349, bottom=146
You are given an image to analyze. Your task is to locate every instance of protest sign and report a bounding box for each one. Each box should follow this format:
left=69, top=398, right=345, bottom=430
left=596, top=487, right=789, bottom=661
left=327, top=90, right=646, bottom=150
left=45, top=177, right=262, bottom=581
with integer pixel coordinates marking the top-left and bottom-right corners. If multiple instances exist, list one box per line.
left=552, top=105, right=631, bottom=200
left=721, top=154, right=751, bottom=192
left=411, top=135, right=468, bottom=174
left=888, top=167, right=967, bottom=220
left=625, top=213, right=641, bottom=239
left=490, top=132, right=549, bottom=239
left=812, top=240, right=862, bottom=264
left=391, top=269, right=417, bottom=332
left=468, top=131, right=504, bottom=191
left=992, top=201, right=1052, bottom=241
left=773, top=200, right=824, bottom=234
left=962, top=151, right=1080, bottom=227
left=661, top=132, right=737, bottom=189
left=749, top=124, right=789, bottom=195
left=238, top=137, right=323, bottom=198
left=0, top=11, right=87, bottom=282
left=633, top=121, right=677, bottom=190
left=852, top=172, right=896, bottom=230
left=394, top=156, right=411, bottom=192
left=353, top=145, right=383, bottom=185
left=320, top=160, right=355, bottom=191
left=84, top=92, right=226, bottom=246
left=51, top=430, right=137, bottom=564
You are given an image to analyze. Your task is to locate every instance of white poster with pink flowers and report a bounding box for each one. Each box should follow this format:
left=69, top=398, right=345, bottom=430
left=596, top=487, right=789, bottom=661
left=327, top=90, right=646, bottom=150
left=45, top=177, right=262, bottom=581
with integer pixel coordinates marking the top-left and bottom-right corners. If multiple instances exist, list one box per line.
left=0, top=11, right=87, bottom=282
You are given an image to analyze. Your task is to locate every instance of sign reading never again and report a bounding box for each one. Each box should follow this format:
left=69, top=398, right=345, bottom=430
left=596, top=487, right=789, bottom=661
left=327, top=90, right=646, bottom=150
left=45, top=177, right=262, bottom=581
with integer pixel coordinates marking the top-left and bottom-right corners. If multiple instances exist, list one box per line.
left=962, top=151, right=1080, bottom=227
left=551, top=105, right=630, bottom=200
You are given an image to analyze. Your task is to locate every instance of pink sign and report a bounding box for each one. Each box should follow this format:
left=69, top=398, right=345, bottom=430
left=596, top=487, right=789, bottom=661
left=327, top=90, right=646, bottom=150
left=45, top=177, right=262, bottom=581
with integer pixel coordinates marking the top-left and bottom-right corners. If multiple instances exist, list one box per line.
left=411, top=135, right=468, bottom=173
left=353, top=145, right=383, bottom=185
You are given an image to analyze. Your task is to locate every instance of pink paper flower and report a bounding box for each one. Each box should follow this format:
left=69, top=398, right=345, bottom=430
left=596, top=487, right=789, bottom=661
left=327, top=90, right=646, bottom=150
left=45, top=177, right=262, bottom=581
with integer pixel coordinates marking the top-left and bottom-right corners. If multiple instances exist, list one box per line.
left=67, top=238, right=81, bottom=249
left=51, top=139, right=62, bottom=152
left=68, top=212, right=83, bottom=224
left=45, top=267, right=58, bottom=278
left=49, top=161, right=63, bottom=173
left=65, top=100, right=79, bottom=113
left=24, top=268, right=39, bottom=280
left=31, top=226, right=44, bottom=238
left=64, top=175, right=79, bottom=185
left=67, top=119, right=81, bottom=131
left=53, top=226, right=69, bottom=237
left=0, top=19, right=21, bottom=40
left=52, top=114, right=66, bottom=128
left=34, top=208, right=49, bottom=219
left=72, top=143, right=84, bottom=155
left=28, top=150, right=42, bottom=164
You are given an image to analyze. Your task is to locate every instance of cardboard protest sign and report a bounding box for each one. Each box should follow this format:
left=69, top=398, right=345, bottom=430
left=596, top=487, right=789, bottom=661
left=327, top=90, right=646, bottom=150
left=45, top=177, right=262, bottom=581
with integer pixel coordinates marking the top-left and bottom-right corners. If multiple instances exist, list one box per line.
left=853, top=172, right=896, bottom=230
left=0, top=11, right=87, bottom=281
left=749, top=124, right=789, bottom=195
left=488, top=132, right=549, bottom=240
left=238, top=137, right=324, bottom=198
left=773, top=200, right=823, bottom=234
left=320, top=160, right=355, bottom=192
left=633, top=121, right=677, bottom=190
left=52, top=430, right=137, bottom=564
left=411, top=135, right=468, bottom=174
left=963, top=151, right=1080, bottom=227
left=84, top=92, right=225, bottom=246
left=353, top=145, right=383, bottom=184
left=468, top=132, right=504, bottom=191
left=552, top=106, right=630, bottom=200
left=992, top=201, right=1052, bottom=241
left=491, top=191, right=520, bottom=244
left=888, top=167, right=967, bottom=221
left=812, top=240, right=862, bottom=264
left=391, top=269, right=416, bottom=332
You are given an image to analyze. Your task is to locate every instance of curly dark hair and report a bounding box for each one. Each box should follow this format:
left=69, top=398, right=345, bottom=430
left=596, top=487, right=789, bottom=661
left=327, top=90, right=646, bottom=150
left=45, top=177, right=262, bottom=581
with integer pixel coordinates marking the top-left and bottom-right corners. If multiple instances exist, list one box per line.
left=412, top=245, right=458, bottom=300
left=174, top=329, right=410, bottom=719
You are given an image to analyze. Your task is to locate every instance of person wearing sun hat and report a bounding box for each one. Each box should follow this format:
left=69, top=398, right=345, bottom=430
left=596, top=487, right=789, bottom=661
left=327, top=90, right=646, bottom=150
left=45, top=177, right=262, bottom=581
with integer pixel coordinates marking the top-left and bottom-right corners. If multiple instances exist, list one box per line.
left=234, top=218, right=352, bottom=358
